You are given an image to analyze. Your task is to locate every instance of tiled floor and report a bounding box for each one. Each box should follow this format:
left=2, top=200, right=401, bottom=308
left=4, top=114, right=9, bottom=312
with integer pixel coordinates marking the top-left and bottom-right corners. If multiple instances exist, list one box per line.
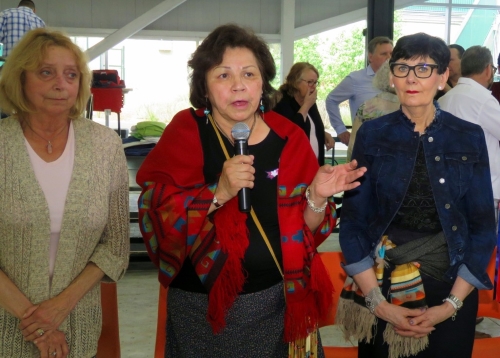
left=117, top=233, right=500, bottom=357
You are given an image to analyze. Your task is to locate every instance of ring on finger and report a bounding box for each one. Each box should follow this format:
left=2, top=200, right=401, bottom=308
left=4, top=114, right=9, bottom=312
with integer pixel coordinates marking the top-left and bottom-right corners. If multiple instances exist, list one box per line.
left=51, top=352, right=57, bottom=356
left=37, top=328, right=45, bottom=336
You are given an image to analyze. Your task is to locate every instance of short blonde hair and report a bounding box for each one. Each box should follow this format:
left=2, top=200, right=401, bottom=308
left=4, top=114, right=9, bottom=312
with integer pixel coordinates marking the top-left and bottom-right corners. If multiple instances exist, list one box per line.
left=0, top=28, right=91, bottom=119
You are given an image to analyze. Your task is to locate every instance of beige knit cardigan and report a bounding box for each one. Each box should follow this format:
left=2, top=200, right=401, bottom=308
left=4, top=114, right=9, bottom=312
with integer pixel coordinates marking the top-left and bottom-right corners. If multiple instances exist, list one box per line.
left=0, top=117, right=130, bottom=358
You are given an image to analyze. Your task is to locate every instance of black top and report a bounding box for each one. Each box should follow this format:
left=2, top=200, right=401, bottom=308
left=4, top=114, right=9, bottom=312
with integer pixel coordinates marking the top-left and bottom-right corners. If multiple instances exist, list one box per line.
left=170, top=117, right=286, bottom=294
left=386, top=138, right=441, bottom=245
left=273, top=91, right=326, bottom=165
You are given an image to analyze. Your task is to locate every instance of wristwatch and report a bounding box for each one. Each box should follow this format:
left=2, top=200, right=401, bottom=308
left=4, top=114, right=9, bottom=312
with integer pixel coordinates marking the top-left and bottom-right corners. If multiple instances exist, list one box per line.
left=212, top=195, right=224, bottom=209
left=447, top=294, right=463, bottom=311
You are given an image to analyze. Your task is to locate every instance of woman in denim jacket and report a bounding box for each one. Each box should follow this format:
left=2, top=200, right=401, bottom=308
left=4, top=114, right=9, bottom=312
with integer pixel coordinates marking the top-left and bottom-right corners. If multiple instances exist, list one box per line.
left=337, top=33, right=497, bottom=358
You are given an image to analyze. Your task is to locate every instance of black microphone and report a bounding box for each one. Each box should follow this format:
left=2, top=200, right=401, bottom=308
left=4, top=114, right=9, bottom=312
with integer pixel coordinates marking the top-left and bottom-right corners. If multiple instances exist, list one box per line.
left=231, top=122, right=251, bottom=212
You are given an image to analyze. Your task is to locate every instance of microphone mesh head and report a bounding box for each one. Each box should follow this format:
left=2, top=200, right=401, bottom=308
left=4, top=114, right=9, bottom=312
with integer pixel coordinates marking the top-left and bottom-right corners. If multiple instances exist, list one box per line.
left=231, top=122, right=250, bottom=140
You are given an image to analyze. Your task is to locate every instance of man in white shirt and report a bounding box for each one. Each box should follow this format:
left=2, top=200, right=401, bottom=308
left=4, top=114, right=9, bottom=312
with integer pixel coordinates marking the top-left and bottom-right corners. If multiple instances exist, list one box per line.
left=325, top=36, right=393, bottom=145
left=439, top=46, right=500, bottom=216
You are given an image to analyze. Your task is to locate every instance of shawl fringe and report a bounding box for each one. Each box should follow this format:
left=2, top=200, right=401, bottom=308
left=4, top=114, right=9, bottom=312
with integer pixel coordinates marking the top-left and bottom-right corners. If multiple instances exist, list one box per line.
left=284, top=253, right=333, bottom=342
left=383, top=324, right=429, bottom=358
left=207, top=198, right=249, bottom=333
left=335, top=296, right=377, bottom=342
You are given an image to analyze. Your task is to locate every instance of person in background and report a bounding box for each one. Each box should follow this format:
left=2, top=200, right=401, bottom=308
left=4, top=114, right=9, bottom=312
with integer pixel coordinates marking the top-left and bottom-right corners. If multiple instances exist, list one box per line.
left=137, top=24, right=366, bottom=358
left=490, top=52, right=500, bottom=103
left=0, top=28, right=129, bottom=358
left=447, top=44, right=465, bottom=89
left=0, top=0, right=45, bottom=57
left=346, top=60, right=399, bottom=161
left=273, top=62, right=334, bottom=166
left=338, top=32, right=496, bottom=358
left=439, top=45, right=500, bottom=218
left=434, top=44, right=464, bottom=100
left=325, top=36, right=393, bottom=145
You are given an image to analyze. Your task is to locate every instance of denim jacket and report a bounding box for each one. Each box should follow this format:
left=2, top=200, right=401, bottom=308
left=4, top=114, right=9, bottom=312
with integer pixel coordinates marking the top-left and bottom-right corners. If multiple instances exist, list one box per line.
left=339, top=106, right=496, bottom=289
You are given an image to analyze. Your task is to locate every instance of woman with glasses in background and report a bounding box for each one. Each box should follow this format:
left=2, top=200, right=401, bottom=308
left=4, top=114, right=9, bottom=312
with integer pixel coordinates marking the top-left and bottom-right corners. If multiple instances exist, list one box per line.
left=337, top=33, right=496, bottom=358
left=273, top=62, right=334, bottom=165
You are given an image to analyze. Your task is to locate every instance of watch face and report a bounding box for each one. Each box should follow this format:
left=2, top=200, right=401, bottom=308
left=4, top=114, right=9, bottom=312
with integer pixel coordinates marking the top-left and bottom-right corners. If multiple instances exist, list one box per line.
left=213, top=196, right=222, bottom=208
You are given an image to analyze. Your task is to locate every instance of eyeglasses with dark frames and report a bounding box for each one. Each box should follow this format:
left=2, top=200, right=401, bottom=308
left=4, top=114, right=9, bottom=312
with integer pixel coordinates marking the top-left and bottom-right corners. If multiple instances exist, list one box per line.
left=390, top=63, right=439, bottom=78
left=491, top=64, right=498, bottom=73
left=300, top=79, right=320, bottom=87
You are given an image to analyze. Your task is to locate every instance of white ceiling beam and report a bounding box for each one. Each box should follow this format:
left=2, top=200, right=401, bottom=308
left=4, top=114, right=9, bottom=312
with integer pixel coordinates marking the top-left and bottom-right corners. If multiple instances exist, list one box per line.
left=85, top=0, right=187, bottom=61
left=58, top=27, right=281, bottom=42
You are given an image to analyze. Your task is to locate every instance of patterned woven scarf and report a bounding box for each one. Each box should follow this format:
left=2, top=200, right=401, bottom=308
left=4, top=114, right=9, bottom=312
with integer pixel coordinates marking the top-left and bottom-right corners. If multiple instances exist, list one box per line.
left=335, top=234, right=450, bottom=358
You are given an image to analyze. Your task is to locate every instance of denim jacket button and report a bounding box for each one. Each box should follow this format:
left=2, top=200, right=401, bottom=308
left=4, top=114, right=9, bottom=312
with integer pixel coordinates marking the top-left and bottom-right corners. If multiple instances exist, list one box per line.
left=439, top=178, right=445, bottom=184
left=445, top=203, right=451, bottom=209
left=462, top=156, right=467, bottom=161
left=452, top=225, right=458, bottom=231
left=428, top=137, right=434, bottom=142
left=435, top=156, right=440, bottom=161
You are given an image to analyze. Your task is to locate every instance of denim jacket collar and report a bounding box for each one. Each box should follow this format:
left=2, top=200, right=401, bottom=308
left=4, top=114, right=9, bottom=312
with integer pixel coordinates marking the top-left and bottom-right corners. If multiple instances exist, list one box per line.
left=398, top=101, right=443, bottom=135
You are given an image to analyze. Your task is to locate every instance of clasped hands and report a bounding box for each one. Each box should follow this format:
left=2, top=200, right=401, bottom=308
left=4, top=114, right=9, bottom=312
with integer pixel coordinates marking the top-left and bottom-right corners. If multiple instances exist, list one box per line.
left=375, top=300, right=457, bottom=338
left=18, top=296, right=71, bottom=357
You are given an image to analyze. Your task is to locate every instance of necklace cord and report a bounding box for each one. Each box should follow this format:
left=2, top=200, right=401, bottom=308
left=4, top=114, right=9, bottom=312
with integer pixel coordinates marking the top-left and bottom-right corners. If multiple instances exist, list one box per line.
left=210, top=112, right=257, bottom=145
left=23, top=120, right=69, bottom=154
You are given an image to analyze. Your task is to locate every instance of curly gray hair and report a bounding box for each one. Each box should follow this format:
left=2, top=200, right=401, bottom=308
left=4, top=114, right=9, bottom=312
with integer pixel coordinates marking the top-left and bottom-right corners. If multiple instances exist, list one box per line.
left=372, top=60, right=395, bottom=94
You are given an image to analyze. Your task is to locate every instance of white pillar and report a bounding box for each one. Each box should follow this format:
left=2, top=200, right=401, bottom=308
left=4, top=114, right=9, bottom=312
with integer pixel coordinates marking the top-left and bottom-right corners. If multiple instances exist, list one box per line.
left=280, top=0, right=295, bottom=83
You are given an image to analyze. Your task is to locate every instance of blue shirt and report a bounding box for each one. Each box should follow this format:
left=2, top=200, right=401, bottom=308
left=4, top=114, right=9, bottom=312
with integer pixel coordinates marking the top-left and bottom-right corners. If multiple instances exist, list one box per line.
left=340, top=107, right=496, bottom=289
left=325, top=65, right=380, bottom=135
left=0, top=6, right=45, bottom=57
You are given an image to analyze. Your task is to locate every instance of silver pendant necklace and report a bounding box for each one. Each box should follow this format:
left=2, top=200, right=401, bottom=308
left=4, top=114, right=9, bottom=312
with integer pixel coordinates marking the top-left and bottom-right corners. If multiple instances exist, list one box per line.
left=24, top=120, right=69, bottom=154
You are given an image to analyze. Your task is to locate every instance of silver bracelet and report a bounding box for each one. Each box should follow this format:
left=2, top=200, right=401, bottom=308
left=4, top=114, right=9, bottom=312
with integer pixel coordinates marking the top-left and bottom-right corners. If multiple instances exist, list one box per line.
left=443, top=297, right=458, bottom=310
left=443, top=294, right=463, bottom=321
left=305, top=187, right=327, bottom=213
left=365, top=287, right=386, bottom=314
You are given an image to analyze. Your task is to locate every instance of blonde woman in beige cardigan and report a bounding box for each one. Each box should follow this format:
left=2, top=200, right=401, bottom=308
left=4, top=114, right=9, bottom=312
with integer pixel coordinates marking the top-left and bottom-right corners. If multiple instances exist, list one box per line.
left=0, top=29, right=129, bottom=358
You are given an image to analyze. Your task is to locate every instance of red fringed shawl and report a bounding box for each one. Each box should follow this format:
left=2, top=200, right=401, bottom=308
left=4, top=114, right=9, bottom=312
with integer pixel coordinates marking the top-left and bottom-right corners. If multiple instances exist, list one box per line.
left=137, top=108, right=335, bottom=341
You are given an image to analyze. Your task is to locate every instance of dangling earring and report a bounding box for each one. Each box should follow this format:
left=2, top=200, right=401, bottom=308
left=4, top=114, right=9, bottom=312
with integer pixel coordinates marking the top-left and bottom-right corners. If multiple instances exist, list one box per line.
left=259, top=97, right=264, bottom=112
left=204, top=97, right=210, bottom=123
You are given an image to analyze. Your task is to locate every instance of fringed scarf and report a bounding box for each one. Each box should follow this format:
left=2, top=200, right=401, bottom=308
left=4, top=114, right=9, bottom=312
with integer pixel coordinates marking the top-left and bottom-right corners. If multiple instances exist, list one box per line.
left=207, top=112, right=333, bottom=343
left=336, top=232, right=449, bottom=358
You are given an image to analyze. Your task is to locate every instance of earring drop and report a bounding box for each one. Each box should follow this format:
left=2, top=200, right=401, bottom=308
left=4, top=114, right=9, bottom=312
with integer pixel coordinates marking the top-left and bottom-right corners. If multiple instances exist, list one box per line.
left=204, top=98, right=210, bottom=123
left=259, top=98, right=264, bottom=112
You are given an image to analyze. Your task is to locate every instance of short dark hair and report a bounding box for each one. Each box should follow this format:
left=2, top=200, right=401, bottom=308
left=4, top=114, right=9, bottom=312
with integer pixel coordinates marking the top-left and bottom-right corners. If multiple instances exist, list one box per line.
left=390, top=33, right=449, bottom=74
left=188, top=24, right=276, bottom=110
left=18, top=1, right=35, bottom=10
left=461, top=46, right=492, bottom=77
left=449, top=44, right=465, bottom=58
left=368, top=36, right=393, bottom=54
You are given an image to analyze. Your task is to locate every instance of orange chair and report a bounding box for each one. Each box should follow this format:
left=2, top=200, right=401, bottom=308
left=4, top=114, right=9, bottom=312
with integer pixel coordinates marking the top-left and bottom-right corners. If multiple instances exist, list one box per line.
left=319, top=252, right=358, bottom=358
left=472, top=247, right=500, bottom=358
left=96, top=282, right=121, bottom=358
left=154, top=284, right=168, bottom=358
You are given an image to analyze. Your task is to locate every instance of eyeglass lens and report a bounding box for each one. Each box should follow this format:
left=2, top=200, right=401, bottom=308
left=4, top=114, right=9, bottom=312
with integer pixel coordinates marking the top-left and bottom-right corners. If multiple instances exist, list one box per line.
left=392, top=64, right=436, bottom=78
left=302, top=79, right=319, bottom=86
